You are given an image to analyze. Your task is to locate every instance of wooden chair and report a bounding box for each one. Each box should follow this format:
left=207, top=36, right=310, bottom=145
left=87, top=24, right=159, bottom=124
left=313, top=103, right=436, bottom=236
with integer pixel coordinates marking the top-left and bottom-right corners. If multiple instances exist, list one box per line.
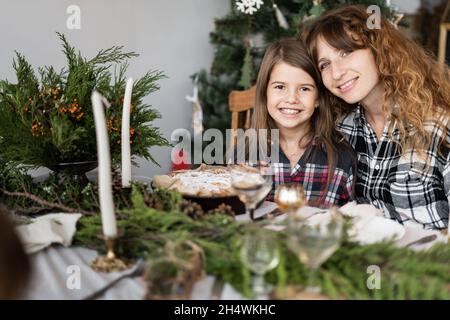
left=228, top=85, right=256, bottom=149
left=438, top=1, right=450, bottom=65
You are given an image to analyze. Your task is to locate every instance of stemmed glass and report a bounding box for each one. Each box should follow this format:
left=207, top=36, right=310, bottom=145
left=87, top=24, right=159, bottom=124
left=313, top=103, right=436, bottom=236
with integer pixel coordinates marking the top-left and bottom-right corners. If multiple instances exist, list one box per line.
left=229, top=163, right=273, bottom=221
left=286, top=207, right=343, bottom=294
left=240, top=229, right=280, bottom=298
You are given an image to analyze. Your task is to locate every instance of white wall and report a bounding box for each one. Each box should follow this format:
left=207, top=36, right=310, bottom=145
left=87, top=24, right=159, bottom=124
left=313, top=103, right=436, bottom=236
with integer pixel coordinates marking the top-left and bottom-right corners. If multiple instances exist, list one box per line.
left=0, top=0, right=230, bottom=178
left=391, top=0, right=447, bottom=14
left=391, top=0, right=421, bottom=13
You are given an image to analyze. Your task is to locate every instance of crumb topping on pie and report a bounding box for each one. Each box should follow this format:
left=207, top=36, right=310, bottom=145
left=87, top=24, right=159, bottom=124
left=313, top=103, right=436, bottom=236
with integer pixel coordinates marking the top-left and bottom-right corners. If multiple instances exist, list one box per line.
left=152, top=165, right=234, bottom=197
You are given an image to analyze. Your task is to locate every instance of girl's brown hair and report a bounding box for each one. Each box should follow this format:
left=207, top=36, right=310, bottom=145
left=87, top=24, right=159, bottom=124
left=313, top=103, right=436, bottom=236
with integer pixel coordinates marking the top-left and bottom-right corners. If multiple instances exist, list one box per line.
left=0, top=207, right=31, bottom=299
left=301, top=5, right=450, bottom=156
left=252, top=38, right=354, bottom=205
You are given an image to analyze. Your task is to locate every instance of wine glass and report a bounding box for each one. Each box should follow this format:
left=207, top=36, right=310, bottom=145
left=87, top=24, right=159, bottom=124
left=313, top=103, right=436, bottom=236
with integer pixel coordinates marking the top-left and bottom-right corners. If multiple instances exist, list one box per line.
left=286, top=207, right=343, bottom=294
left=229, top=163, right=273, bottom=221
left=240, top=229, right=280, bottom=299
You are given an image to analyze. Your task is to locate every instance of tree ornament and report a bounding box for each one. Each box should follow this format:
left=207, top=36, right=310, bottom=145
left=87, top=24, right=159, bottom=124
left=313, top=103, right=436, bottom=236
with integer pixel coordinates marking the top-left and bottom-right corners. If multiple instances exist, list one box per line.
left=273, top=3, right=289, bottom=29
left=185, top=76, right=204, bottom=137
left=236, top=0, right=264, bottom=15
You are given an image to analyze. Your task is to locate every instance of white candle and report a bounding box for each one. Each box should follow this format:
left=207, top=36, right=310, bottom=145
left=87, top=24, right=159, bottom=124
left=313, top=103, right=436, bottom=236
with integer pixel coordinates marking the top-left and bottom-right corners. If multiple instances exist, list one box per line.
left=121, top=78, right=133, bottom=188
left=91, top=91, right=117, bottom=238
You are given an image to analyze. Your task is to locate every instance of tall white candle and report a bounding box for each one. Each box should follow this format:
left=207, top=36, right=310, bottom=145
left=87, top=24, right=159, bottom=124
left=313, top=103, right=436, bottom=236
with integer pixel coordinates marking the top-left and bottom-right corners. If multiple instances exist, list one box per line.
left=91, top=91, right=117, bottom=238
left=121, top=78, right=133, bottom=188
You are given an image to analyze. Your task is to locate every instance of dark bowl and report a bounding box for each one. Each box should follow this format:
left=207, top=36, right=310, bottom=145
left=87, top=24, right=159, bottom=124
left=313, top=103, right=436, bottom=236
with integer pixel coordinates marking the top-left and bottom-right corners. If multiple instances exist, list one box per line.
left=46, top=160, right=98, bottom=175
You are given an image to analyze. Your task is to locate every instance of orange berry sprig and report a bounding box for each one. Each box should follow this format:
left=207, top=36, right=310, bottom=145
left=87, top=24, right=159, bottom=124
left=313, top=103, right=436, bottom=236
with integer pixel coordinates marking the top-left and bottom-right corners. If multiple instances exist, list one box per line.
left=106, top=117, right=121, bottom=133
left=31, top=120, right=44, bottom=136
left=116, top=127, right=137, bottom=145
left=56, top=97, right=85, bottom=121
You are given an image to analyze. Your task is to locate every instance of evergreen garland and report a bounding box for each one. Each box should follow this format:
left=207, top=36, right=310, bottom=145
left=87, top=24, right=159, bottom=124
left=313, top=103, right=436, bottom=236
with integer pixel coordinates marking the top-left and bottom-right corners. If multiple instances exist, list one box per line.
left=73, top=186, right=450, bottom=299
left=0, top=157, right=156, bottom=215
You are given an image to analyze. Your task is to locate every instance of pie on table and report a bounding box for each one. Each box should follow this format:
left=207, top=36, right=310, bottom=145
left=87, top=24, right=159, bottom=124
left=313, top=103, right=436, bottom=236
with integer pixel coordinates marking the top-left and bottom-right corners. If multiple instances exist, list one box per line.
left=152, top=165, right=234, bottom=197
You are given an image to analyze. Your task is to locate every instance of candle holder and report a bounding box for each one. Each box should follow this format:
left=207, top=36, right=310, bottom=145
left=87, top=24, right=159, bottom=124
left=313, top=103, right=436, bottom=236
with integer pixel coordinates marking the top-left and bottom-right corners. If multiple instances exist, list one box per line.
left=91, top=236, right=130, bottom=273
left=274, top=183, right=306, bottom=214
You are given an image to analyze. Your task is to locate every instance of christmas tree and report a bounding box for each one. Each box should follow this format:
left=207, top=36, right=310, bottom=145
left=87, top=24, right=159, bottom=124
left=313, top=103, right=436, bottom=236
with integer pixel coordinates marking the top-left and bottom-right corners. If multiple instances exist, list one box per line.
left=195, top=0, right=393, bottom=133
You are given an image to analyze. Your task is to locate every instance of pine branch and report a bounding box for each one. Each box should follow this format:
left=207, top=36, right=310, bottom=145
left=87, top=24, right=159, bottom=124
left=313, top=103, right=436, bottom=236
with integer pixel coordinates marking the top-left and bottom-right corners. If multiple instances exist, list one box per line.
left=12, top=51, right=39, bottom=88
left=89, top=46, right=139, bottom=66
left=57, top=32, right=78, bottom=70
left=0, top=187, right=95, bottom=216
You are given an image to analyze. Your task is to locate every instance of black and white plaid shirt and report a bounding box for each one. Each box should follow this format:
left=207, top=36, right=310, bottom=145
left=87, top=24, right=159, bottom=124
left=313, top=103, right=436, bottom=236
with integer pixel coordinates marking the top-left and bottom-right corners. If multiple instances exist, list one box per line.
left=337, top=105, right=450, bottom=230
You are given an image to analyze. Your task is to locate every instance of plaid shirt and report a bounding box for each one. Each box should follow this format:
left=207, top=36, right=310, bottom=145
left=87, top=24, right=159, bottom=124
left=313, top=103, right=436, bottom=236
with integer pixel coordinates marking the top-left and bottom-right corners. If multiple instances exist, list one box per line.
left=337, top=105, right=450, bottom=230
left=267, top=142, right=355, bottom=208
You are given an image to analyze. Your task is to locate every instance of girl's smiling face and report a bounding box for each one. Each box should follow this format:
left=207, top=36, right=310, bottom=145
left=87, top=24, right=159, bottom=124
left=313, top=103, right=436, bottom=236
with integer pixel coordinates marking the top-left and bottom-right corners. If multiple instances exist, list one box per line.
left=266, top=61, right=319, bottom=132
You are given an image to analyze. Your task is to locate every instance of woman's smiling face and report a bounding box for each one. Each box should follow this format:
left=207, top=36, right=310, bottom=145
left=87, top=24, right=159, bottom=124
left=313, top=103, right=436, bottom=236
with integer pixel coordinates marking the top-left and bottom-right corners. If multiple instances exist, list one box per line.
left=316, top=36, right=382, bottom=106
left=266, top=61, right=319, bottom=131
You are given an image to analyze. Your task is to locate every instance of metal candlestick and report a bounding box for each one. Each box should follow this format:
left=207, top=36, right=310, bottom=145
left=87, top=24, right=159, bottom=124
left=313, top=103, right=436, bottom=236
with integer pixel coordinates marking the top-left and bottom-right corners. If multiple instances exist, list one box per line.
left=91, top=236, right=129, bottom=273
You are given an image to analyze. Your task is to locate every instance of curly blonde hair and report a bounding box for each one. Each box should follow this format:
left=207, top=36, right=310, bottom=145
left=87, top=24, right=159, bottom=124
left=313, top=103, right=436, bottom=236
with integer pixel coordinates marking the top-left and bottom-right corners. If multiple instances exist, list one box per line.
left=301, top=5, right=450, bottom=155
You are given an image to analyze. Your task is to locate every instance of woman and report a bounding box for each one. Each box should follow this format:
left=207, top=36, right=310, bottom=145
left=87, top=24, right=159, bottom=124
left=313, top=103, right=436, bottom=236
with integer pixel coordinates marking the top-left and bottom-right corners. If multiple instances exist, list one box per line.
left=301, top=5, right=450, bottom=229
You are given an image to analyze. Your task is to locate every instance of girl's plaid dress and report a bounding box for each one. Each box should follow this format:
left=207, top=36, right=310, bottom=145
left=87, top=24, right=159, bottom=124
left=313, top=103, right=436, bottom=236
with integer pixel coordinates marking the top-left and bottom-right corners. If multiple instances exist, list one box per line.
left=267, top=140, right=355, bottom=208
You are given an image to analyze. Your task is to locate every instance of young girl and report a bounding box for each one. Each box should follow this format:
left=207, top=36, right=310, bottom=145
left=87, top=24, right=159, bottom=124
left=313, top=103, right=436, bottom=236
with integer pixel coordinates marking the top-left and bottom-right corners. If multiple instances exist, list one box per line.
left=252, top=38, right=355, bottom=208
left=302, top=5, right=450, bottom=229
